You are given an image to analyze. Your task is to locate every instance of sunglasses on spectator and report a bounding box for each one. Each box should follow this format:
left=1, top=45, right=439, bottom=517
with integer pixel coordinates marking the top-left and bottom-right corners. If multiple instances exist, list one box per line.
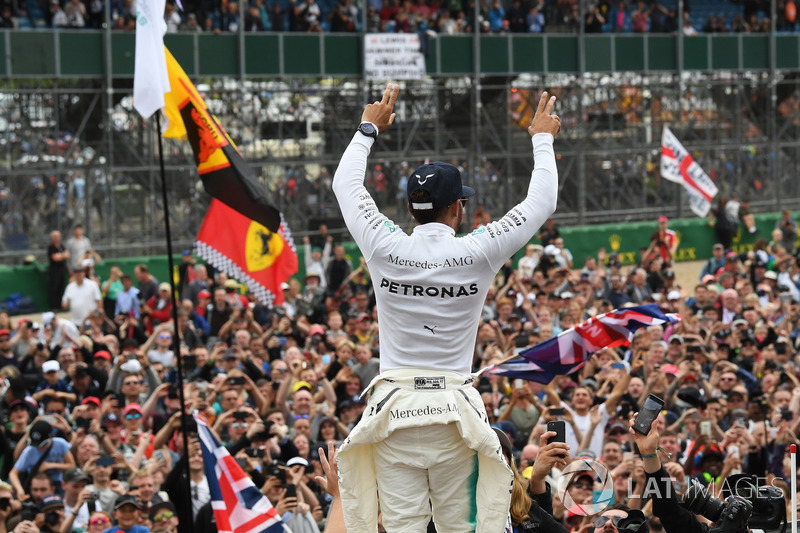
left=154, top=511, right=174, bottom=522
left=125, top=412, right=142, bottom=420
left=231, top=422, right=249, bottom=429
left=720, top=377, right=736, bottom=382
left=593, top=515, right=646, bottom=530
left=89, top=517, right=110, bottom=526
left=294, top=414, right=310, bottom=420
left=571, top=482, right=592, bottom=490
left=158, top=334, right=172, bottom=340
left=124, top=380, right=144, bottom=386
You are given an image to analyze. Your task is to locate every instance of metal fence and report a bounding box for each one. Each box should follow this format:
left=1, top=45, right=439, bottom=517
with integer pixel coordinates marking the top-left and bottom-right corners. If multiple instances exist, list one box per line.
left=1, top=71, right=799, bottom=263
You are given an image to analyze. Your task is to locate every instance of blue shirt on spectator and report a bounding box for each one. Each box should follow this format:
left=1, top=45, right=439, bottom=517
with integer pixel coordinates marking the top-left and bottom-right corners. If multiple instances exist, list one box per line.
left=14, top=437, right=71, bottom=483
left=102, top=525, right=150, bottom=533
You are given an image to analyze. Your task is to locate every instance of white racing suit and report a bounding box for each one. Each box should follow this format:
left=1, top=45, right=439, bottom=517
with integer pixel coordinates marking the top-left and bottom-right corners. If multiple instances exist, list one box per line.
left=331, top=131, right=558, bottom=532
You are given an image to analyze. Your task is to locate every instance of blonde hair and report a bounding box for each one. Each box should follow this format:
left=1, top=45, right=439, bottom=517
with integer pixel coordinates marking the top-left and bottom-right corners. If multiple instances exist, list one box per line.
left=508, top=454, right=531, bottom=525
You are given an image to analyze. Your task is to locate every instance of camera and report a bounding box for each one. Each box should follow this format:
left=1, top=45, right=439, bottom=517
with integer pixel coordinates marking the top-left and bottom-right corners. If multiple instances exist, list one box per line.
left=683, top=481, right=752, bottom=533
left=21, top=501, right=39, bottom=521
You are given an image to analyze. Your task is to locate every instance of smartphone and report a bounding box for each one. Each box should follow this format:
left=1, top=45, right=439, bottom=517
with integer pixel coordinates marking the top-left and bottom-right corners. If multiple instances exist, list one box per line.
left=322, top=354, right=331, bottom=365
left=514, top=379, right=524, bottom=389
left=228, top=376, right=246, bottom=387
left=633, top=394, right=665, bottom=435
left=233, top=411, right=248, bottom=421
left=126, top=353, right=137, bottom=361
left=700, top=421, right=712, bottom=436
left=76, top=417, right=92, bottom=430
left=727, top=445, right=740, bottom=459
left=550, top=407, right=566, bottom=417
left=283, top=483, right=296, bottom=499
left=245, top=447, right=265, bottom=458
left=546, top=420, right=566, bottom=458
left=685, top=353, right=694, bottom=362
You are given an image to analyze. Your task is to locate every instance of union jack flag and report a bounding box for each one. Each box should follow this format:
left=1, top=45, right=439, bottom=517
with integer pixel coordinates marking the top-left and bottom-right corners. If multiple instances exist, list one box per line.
left=195, top=415, right=284, bottom=533
left=482, top=304, right=681, bottom=383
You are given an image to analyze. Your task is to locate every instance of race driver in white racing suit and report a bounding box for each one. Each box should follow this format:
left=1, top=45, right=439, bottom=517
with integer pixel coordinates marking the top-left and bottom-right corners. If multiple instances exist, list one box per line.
left=332, top=84, right=562, bottom=533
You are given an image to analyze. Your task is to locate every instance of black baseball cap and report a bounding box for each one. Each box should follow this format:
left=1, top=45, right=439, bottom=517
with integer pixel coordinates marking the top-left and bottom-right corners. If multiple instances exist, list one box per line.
left=114, top=494, right=139, bottom=511
left=29, top=420, right=52, bottom=447
left=406, top=162, right=475, bottom=211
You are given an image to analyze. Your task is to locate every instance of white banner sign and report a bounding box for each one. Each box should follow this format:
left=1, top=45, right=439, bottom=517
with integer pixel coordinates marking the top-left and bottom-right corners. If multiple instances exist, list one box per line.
left=660, top=126, right=719, bottom=217
left=364, top=33, right=426, bottom=81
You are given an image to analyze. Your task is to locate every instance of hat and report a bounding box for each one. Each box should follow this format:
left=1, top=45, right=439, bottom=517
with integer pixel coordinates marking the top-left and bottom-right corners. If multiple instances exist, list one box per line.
left=338, top=394, right=366, bottom=409
left=666, top=290, right=681, bottom=301
left=304, top=270, right=322, bottom=280
left=42, top=360, right=60, bottom=374
left=668, top=334, right=683, bottom=344
left=39, top=494, right=64, bottom=512
left=72, top=265, right=86, bottom=273
left=713, top=243, right=724, bottom=250
left=286, top=456, right=309, bottom=468
left=308, top=325, right=326, bottom=336
left=662, top=364, right=679, bottom=376
left=701, top=274, right=716, bottom=284
left=731, top=318, right=748, bottom=328
left=197, top=289, right=211, bottom=299
left=726, top=251, right=738, bottom=261
left=29, top=420, right=52, bottom=446
left=158, top=282, right=171, bottom=293
left=0, top=329, right=9, bottom=338
left=81, top=258, right=94, bottom=268
left=491, top=426, right=513, bottom=458
left=123, top=403, right=142, bottom=416
left=355, top=312, right=372, bottom=323
left=575, top=449, right=597, bottom=460
left=82, top=396, right=101, bottom=407
left=224, top=279, right=239, bottom=290
left=64, top=467, right=91, bottom=484
left=182, top=249, right=192, bottom=256
left=677, top=386, right=706, bottom=408
left=581, top=377, right=597, bottom=390
left=120, top=359, right=142, bottom=373
left=102, top=412, right=121, bottom=425
left=8, top=399, right=27, bottom=411
left=544, top=244, right=559, bottom=256
left=281, top=282, right=290, bottom=291
left=608, top=421, right=628, bottom=434
left=292, top=381, right=312, bottom=394
left=93, top=350, right=111, bottom=361
left=561, top=379, right=578, bottom=391
left=42, top=311, right=55, bottom=326
left=121, top=338, right=139, bottom=349
left=663, top=270, right=675, bottom=279
left=764, top=271, right=778, bottom=281
left=560, top=291, right=575, bottom=299
left=658, top=215, right=668, bottom=222
left=223, top=350, right=238, bottom=361
left=406, top=161, right=475, bottom=211
left=149, top=501, right=176, bottom=522
left=114, top=494, right=139, bottom=511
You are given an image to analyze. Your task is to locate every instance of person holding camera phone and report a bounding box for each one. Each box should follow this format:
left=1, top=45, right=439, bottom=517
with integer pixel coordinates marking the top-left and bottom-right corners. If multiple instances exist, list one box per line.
left=331, top=85, right=560, bottom=532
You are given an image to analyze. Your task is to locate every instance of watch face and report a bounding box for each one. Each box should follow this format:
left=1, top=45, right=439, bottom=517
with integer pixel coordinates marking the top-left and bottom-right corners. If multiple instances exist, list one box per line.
left=360, top=123, right=376, bottom=136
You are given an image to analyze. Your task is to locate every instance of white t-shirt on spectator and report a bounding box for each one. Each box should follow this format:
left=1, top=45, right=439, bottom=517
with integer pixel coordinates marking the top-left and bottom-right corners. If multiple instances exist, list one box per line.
left=562, top=401, right=610, bottom=457
left=62, top=279, right=101, bottom=326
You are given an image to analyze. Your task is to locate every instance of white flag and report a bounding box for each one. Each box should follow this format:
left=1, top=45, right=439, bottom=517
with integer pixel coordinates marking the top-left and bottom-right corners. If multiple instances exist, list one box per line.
left=133, top=0, right=170, bottom=119
left=660, top=127, right=718, bottom=217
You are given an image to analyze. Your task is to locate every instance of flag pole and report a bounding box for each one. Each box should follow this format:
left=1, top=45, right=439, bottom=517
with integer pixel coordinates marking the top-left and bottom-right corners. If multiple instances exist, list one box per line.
left=153, top=112, right=194, bottom=517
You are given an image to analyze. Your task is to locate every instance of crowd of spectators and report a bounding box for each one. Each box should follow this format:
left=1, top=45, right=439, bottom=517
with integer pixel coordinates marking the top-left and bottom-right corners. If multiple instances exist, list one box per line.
left=0, top=0, right=792, bottom=36
left=0, top=209, right=797, bottom=532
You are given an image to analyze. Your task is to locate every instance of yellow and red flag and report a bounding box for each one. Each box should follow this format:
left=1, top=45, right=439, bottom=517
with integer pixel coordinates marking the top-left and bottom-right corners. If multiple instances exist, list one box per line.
left=162, top=47, right=297, bottom=305
left=162, top=47, right=281, bottom=232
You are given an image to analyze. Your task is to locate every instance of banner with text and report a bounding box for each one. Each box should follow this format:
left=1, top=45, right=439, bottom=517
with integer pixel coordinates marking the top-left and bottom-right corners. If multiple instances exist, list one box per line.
left=364, top=33, right=426, bottom=80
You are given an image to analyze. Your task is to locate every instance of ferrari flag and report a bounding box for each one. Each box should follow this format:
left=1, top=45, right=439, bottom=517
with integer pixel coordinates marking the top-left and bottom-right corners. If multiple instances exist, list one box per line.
left=162, top=47, right=282, bottom=232
left=482, top=304, right=681, bottom=383
left=661, top=127, right=718, bottom=217
left=195, top=199, right=297, bottom=307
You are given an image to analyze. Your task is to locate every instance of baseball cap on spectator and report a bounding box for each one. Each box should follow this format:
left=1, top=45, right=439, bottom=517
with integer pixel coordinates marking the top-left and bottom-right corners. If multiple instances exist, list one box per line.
left=663, top=270, right=675, bottom=279
left=120, top=359, right=142, bottom=373
left=304, top=270, right=322, bottom=281
left=114, top=494, right=139, bottom=511
left=726, top=251, right=738, bottom=261
left=42, top=311, right=55, bottom=326
left=607, top=421, right=628, bottom=435
left=658, top=215, right=668, bottom=222
left=292, top=381, right=312, bottom=394
left=581, top=377, right=597, bottom=390
left=29, top=420, right=53, bottom=447
left=42, top=360, right=60, bottom=374
left=281, top=282, right=290, bottom=291
left=0, top=329, right=9, bottom=339
left=355, top=313, right=372, bottom=323
left=309, top=325, right=326, bottom=336
left=561, top=379, right=578, bottom=391
left=677, top=386, right=705, bottom=408
left=575, top=449, right=596, bottom=460
left=39, top=494, right=64, bottom=512
left=224, top=279, right=240, bottom=290
left=491, top=426, right=513, bottom=458
left=339, top=395, right=366, bottom=409
left=701, top=274, right=716, bottom=284
left=667, top=290, right=681, bottom=301
left=223, top=351, right=238, bottom=361
left=158, top=282, right=171, bottom=293
left=662, top=364, right=679, bottom=377
left=123, top=404, right=143, bottom=416
left=286, top=457, right=310, bottom=468
left=764, top=271, right=778, bottom=281
left=149, top=501, right=176, bottom=522
left=64, top=467, right=91, bottom=484
left=406, top=161, right=475, bottom=211
left=544, top=244, right=559, bottom=256
left=668, top=334, right=683, bottom=344
left=72, top=264, right=85, bottom=273
left=81, top=258, right=94, bottom=268
left=82, top=396, right=101, bottom=407
left=121, top=338, right=139, bottom=349
left=560, top=291, right=575, bottom=300
left=197, top=289, right=211, bottom=299
left=102, top=412, right=121, bottom=425
left=96, top=455, right=115, bottom=467
left=7, top=399, right=27, bottom=412
left=93, top=350, right=112, bottom=361
left=731, top=318, right=748, bottom=329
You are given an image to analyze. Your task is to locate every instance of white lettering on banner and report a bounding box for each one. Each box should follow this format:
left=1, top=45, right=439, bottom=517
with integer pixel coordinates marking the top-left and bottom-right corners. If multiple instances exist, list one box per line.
left=364, top=33, right=426, bottom=81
